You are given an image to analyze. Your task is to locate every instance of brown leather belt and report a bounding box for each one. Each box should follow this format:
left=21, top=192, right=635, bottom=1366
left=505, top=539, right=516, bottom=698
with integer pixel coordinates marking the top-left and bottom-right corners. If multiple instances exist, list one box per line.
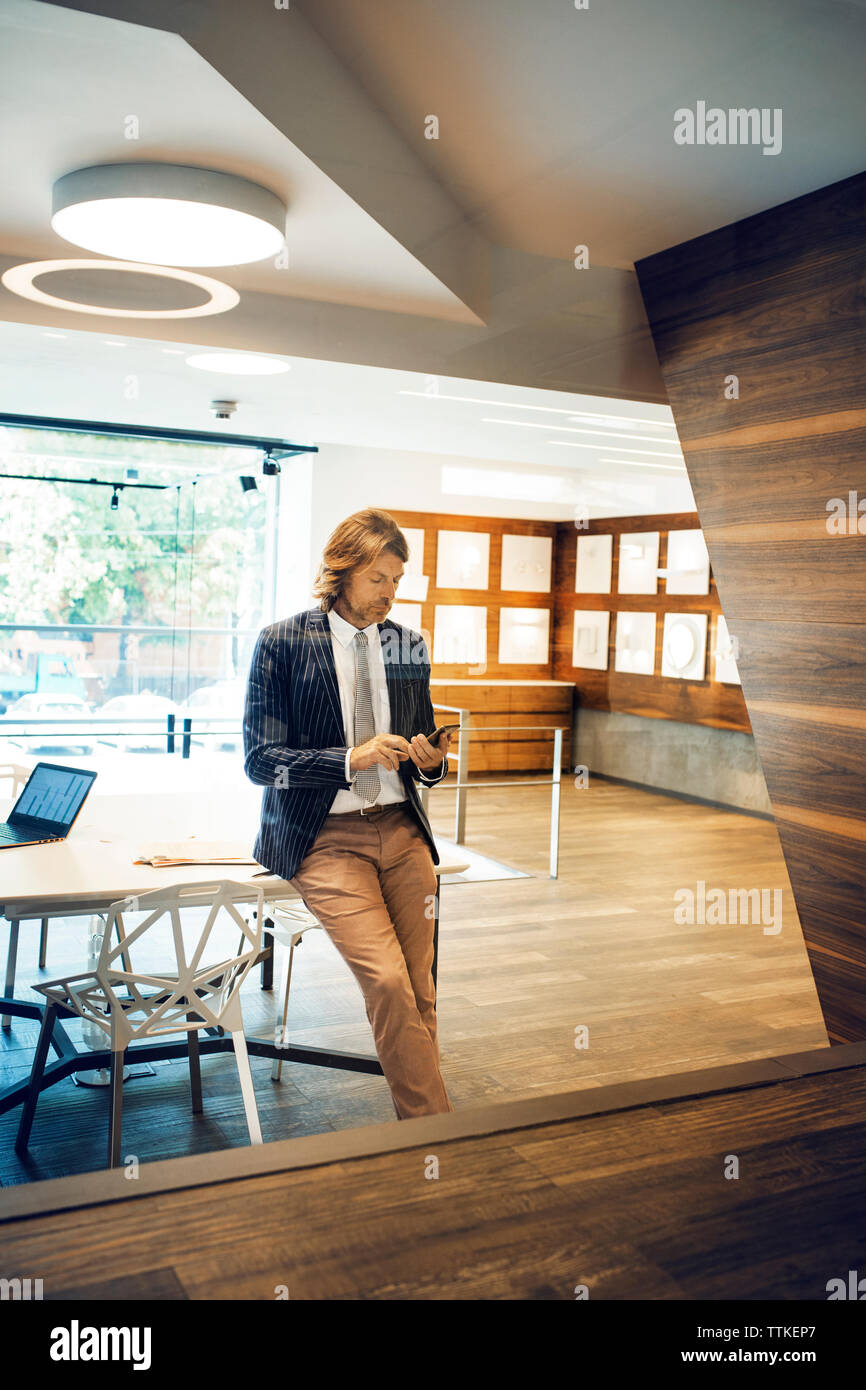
left=331, top=802, right=408, bottom=821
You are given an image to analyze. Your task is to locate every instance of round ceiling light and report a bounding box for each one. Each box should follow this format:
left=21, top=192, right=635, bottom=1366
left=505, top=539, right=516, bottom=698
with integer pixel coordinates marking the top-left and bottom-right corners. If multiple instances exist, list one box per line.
left=51, top=163, right=287, bottom=267
left=0, top=259, right=239, bottom=318
left=185, top=352, right=291, bottom=375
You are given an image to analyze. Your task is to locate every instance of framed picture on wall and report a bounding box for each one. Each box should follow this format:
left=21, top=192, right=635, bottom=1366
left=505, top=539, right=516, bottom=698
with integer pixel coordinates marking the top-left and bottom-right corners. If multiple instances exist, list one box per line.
left=401, top=527, right=425, bottom=576
left=395, top=527, right=428, bottom=602
left=572, top=610, right=610, bottom=670
left=618, top=532, right=660, bottom=594
left=499, top=607, right=550, bottom=663
left=500, top=534, right=552, bottom=592
left=433, top=604, right=487, bottom=665
left=575, top=533, right=613, bottom=593
left=661, top=612, right=708, bottom=680
left=436, top=531, right=490, bottom=589
left=390, top=602, right=424, bottom=632
left=664, top=529, right=710, bottom=595
left=614, top=612, right=656, bottom=675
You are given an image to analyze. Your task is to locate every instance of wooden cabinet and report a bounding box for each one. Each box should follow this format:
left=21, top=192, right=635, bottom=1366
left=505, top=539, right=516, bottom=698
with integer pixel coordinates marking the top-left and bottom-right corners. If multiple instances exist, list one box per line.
left=430, top=679, right=574, bottom=773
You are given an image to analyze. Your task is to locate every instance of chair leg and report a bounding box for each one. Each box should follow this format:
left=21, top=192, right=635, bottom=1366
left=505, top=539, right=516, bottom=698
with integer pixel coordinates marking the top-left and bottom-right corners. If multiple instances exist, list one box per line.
left=38, top=918, right=48, bottom=970
left=2, top=918, right=20, bottom=1031
left=15, top=1002, right=57, bottom=1153
left=114, top=912, right=133, bottom=975
left=108, top=1050, right=125, bottom=1169
left=260, top=918, right=274, bottom=990
left=232, top=1029, right=262, bottom=1145
left=187, top=1014, right=203, bottom=1114
left=272, top=942, right=297, bottom=1083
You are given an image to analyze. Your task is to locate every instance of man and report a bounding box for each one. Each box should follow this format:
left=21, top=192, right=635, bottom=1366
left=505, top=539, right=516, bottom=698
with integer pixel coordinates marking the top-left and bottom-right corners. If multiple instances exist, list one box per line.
left=243, top=508, right=453, bottom=1119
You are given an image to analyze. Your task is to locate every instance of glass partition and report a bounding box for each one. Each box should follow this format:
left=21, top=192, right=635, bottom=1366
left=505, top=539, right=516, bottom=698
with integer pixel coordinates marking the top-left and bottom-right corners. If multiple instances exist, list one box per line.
left=0, top=423, right=277, bottom=782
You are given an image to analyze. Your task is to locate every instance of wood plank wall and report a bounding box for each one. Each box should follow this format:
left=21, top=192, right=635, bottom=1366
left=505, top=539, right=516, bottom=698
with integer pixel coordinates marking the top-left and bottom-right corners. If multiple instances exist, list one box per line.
left=388, top=509, right=569, bottom=770
left=636, top=169, right=866, bottom=1044
left=388, top=510, right=558, bottom=680
left=552, top=512, right=751, bottom=732
left=430, top=679, right=573, bottom=772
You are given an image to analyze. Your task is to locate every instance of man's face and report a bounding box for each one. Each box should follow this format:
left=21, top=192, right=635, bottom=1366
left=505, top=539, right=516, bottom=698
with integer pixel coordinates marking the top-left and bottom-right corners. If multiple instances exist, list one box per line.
left=336, top=548, right=405, bottom=628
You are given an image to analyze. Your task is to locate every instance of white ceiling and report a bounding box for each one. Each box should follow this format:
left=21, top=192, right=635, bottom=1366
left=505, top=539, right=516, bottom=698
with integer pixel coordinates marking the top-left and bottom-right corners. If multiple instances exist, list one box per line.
left=298, top=0, right=866, bottom=267
left=0, top=0, right=476, bottom=322
left=0, top=0, right=860, bottom=513
left=0, top=319, right=694, bottom=516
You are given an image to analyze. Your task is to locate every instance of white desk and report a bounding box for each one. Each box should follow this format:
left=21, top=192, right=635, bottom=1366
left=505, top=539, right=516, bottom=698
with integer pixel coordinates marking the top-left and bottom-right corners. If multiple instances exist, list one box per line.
left=0, top=787, right=466, bottom=932
left=0, top=793, right=468, bottom=1113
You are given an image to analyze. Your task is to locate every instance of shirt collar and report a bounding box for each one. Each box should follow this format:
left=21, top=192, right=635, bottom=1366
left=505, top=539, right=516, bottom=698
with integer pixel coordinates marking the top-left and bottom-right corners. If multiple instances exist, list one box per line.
left=328, top=607, right=380, bottom=649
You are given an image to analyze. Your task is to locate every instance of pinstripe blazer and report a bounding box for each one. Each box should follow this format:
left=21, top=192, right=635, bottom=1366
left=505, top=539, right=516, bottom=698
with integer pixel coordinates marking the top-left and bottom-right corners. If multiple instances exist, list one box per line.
left=243, top=608, right=448, bottom=881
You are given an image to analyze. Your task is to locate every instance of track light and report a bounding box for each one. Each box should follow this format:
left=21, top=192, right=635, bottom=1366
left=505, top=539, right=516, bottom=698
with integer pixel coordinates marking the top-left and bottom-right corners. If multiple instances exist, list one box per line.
left=262, top=451, right=280, bottom=476
left=110, top=486, right=120, bottom=510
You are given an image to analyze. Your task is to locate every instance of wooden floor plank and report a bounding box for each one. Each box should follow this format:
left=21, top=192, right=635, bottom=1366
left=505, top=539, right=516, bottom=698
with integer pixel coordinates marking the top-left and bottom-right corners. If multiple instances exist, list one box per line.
left=2, top=1066, right=864, bottom=1300
left=1, top=778, right=826, bottom=1185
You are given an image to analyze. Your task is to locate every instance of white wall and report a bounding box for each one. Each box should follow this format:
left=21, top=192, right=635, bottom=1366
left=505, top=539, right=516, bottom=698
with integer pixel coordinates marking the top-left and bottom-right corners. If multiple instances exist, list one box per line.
left=277, top=440, right=695, bottom=617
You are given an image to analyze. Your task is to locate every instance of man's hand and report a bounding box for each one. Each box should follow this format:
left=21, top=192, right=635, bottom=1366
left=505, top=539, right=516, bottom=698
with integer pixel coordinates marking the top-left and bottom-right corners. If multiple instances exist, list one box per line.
left=350, top=733, right=411, bottom=773
left=408, top=729, right=451, bottom=773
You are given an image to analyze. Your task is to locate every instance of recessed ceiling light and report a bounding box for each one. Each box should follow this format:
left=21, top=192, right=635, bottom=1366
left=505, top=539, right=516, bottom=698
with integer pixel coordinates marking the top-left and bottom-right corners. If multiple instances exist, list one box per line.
left=185, top=353, right=291, bottom=375
left=596, top=457, right=686, bottom=472
left=547, top=439, right=682, bottom=459
left=482, top=416, right=679, bottom=446
left=399, top=388, right=676, bottom=429
left=103, top=340, right=126, bottom=347
left=1, top=259, right=239, bottom=319
left=51, top=163, right=287, bottom=267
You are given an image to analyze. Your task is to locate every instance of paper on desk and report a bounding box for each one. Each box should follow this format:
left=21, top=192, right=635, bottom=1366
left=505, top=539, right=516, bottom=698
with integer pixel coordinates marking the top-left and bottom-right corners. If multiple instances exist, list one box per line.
left=134, top=840, right=259, bottom=867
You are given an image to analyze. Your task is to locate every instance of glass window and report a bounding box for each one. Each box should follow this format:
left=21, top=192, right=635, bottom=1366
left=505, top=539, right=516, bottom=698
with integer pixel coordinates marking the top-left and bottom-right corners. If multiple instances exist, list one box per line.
left=0, top=423, right=276, bottom=775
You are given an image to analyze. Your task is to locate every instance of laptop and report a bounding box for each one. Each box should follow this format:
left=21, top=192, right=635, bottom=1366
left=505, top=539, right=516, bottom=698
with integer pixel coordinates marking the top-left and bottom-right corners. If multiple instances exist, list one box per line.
left=0, top=762, right=97, bottom=849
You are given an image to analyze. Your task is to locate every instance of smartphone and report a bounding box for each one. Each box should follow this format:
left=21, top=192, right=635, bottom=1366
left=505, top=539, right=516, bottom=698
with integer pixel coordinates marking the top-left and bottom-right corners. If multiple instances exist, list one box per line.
left=427, top=722, right=460, bottom=742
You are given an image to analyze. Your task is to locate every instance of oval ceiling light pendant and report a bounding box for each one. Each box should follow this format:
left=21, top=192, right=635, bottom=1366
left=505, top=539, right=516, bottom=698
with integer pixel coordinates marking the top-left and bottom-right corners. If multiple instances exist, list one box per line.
left=1, top=259, right=240, bottom=318
left=185, top=352, right=291, bottom=375
left=51, top=163, right=287, bottom=267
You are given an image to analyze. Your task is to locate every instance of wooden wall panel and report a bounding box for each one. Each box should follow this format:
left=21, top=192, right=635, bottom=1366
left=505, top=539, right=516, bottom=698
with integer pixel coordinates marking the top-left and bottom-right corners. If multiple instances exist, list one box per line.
left=389, top=510, right=557, bottom=681
left=430, top=681, right=573, bottom=772
left=637, top=168, right=866, bottom=1043
left=552, top=511, right=751, bottom=732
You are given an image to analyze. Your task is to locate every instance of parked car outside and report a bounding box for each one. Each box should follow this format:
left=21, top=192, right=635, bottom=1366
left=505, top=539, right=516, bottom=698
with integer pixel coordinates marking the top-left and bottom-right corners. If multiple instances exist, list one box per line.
left=179, top=680, right=245, bottom=751
left=0, top=692, right=95, bottom=755
left=96, top=692, right=180, bottom=752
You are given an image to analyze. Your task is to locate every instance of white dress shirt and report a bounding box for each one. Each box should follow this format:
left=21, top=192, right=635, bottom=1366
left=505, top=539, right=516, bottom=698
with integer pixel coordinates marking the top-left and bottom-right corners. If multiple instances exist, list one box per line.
left=328, top=608, right=408, bottom=813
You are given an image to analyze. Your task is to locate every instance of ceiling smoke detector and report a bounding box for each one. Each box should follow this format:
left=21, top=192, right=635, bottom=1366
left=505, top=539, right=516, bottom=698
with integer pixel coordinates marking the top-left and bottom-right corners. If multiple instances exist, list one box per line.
left=210, top=399, right=238, bottom=420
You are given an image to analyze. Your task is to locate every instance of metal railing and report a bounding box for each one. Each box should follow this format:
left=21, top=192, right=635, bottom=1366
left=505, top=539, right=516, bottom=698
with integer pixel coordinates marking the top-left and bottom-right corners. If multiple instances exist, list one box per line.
left=1, top=710, right=568, bottom=876
left=0, top=714, right=241, bottom=760
left=426, top=704, right=565, bottom=878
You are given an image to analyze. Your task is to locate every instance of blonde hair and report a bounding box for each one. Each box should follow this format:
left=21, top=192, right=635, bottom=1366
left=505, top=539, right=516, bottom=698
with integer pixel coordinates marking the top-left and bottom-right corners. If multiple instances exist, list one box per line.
left=313, top=508, right=409, bottom=612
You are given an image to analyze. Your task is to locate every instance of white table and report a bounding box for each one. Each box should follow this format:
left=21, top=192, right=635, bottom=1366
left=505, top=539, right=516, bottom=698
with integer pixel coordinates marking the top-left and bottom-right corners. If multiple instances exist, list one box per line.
left=0, top=793, right=468, bottom=1113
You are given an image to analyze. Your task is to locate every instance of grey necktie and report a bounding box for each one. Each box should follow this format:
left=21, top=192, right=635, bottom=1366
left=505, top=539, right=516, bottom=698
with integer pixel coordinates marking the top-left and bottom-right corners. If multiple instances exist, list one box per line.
left=352, top=631, right=381, bottom=805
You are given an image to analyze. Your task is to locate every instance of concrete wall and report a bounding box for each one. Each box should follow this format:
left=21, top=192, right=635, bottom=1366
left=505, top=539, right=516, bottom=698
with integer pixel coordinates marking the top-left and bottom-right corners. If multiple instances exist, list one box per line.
left=574, top=707, right=773, bottom=815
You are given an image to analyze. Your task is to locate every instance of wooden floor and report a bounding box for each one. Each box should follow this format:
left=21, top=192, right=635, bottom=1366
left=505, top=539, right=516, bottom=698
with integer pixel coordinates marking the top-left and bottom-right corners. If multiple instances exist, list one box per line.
left=3, top=1061, right=865, bottom=1299
left=0, top=778, right=827, bottom=1185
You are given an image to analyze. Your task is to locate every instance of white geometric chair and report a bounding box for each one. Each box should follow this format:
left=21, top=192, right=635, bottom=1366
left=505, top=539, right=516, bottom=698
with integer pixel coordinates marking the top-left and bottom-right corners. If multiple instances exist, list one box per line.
left=265, top=899, right=324, bottom=1082
left=15, top=880, right=265, bottom=1169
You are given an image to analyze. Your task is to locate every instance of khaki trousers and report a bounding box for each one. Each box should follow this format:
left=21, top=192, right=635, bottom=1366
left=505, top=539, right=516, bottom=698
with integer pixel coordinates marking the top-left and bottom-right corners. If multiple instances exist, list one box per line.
left=289, top=803, right=453, bottom=1120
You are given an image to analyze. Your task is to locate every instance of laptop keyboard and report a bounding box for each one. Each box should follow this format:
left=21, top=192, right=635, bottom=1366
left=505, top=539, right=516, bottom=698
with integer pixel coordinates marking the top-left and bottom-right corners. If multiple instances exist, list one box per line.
left=0, top=824, right=51, bottom=844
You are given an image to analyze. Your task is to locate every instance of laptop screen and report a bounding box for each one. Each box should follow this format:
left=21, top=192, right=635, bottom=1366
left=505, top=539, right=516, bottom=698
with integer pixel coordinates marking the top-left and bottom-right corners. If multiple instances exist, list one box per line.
left=9, top=763, right=97, bottom=834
